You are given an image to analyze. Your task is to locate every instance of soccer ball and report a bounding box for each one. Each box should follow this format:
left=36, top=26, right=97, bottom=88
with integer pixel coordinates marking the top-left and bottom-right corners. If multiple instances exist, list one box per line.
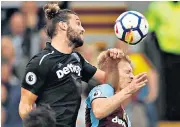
left=114, top=11, right=149, bottom=45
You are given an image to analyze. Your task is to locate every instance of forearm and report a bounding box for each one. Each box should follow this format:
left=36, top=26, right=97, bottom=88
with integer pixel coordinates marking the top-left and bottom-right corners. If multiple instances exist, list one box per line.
left=19, top=88, right=37, bottom=119
left=93, top=69, right=106, bottom=84
left=97, top=51, right=108, bottom=71
left=19, top=102, right=33, bottom=119
left=93, top=88, right=132, bottom=119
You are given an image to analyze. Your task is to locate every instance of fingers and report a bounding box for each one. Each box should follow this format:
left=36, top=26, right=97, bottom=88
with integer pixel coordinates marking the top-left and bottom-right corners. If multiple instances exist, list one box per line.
left=126, top=76, right=147, bottom=94
left=129, top=80, right=147, bottom=94
left=108, top=48, right=124, bottom=59
left=109, top=49, right=118, bottom=59
left=117, top=50, right=124, bottom=59
left=135, top=72, right=147, bottom=79
left=135, top=73, right=147, bottom=84
left=137, top=79, right=148, bottom=88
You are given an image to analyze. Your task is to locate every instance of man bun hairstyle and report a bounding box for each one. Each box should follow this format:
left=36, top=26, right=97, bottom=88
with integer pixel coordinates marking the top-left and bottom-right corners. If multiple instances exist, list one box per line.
left=44, top=3, right=60, bottom=20
left=43, top=2, right=77, bottom=39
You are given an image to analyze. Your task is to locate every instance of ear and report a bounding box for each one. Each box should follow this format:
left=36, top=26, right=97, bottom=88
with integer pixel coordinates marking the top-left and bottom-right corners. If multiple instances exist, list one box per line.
left=58, top=21, right=68, bottom=31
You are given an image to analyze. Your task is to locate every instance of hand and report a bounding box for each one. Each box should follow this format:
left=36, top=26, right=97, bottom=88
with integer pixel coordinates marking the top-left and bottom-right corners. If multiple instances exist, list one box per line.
left=107, top=48, right=124, bottom=59
left=125, top=72, right=148, bottom=94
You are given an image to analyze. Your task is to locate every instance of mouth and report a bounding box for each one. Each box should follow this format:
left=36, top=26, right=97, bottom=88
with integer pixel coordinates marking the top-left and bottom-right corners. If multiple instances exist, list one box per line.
left=80, top=33, right=84, bottom=38
left=128, top=80, right=132, bottom=84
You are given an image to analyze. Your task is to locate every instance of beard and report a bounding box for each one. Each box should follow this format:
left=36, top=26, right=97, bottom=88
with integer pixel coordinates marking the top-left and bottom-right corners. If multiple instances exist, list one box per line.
left=67, top=26, right=84, bottom=48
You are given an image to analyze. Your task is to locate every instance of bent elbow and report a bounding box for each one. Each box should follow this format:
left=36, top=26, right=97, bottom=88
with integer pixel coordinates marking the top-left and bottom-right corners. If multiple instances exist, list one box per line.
left=19, top=102, right=32, bottom=119
left=93, top=109, right=106, bottom=119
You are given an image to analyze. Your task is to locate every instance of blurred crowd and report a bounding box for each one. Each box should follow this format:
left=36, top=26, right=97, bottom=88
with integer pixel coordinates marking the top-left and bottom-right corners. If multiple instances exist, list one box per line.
left=1, top=2, right=68, bottom=127
left=1, top=1, right=180, bottom=127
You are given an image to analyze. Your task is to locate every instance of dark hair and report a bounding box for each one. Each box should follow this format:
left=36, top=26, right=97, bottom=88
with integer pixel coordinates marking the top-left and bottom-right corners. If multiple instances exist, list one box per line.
left=23, top=104, right=56, bottom=127
left=43, top=2, right=77, bottom=39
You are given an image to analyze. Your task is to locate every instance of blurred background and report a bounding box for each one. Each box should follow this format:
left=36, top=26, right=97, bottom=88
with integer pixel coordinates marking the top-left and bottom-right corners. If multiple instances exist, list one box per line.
left=1, top=1, right=180, bottom=127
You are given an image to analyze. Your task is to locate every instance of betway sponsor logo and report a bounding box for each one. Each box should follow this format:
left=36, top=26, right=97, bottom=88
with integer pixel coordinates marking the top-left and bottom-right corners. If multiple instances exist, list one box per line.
left=112, top=116, right=126, bottom=127
left=56, top=64, right=81, bottom=78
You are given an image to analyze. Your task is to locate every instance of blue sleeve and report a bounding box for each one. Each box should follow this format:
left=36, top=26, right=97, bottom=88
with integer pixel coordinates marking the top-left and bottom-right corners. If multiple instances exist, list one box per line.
left=86, top=84, right=114, bottom=108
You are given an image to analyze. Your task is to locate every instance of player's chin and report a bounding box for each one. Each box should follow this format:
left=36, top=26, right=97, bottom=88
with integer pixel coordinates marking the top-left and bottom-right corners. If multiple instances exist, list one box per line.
left=80, top=36, right=84, bottom=44
left=75, top=39, right=84, bottom=48
left=125, top=81, right=132, bottom=87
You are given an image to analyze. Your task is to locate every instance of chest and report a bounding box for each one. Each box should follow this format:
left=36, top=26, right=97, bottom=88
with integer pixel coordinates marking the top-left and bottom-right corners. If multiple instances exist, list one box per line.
left=41, top=53, right=84, bottom=89
left=50, top=53, right=82, bottom=78
left=99, top=107, right=130, bottom=127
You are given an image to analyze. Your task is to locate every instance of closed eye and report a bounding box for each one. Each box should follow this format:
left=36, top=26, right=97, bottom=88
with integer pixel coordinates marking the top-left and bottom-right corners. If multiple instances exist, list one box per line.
left=126, top=70, right=131, bottom=74
left=77, top=21, right=81, bottom=26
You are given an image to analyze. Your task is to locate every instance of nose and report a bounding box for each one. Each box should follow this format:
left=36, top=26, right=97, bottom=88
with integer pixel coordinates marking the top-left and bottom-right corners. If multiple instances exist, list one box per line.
left=81, top=26, right=85, bottom=33
left=129, top=74, right=134, bottom=80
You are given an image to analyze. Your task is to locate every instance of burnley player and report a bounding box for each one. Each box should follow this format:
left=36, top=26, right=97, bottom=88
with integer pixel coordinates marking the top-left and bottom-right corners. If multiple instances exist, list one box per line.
left=86, top=53, right=148, bottom=127
left=18, top=2, right=124, bottom=127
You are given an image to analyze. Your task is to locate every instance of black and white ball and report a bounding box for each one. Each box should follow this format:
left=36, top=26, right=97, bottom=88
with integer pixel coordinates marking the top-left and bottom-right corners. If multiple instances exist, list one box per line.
left=114, top=11, right=149, bottom=45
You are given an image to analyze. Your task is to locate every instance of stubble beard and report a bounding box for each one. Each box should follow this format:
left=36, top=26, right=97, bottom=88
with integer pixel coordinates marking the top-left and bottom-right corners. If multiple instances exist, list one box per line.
left=67, top=26, right=84, bottom=48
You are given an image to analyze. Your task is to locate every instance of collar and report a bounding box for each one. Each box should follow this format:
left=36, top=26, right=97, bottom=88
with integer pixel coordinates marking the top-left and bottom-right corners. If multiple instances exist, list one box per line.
left=45, top=42, right=56, bottom=53
left=45, top=42, right=74, bottom=55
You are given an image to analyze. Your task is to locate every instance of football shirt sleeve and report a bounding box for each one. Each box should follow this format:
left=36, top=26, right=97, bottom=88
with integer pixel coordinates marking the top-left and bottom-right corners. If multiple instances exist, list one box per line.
left=76, top=52, right=97, bottom=83
left=21, top=58, right=49, bottom=95
left=86, top=84, right=114, bottom=108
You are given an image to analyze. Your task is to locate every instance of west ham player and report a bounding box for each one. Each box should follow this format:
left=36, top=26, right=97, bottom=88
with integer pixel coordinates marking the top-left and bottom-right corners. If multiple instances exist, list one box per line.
left=18, top=3, right=124, bottom=127
left=86, top=52, right=147, bottom=127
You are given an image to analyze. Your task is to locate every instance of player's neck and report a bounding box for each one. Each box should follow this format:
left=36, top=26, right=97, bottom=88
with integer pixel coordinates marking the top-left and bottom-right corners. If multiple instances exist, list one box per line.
left=114, top=85, right=122, bottom=93
left=107, top=73, right=120, bottom=91
left=113, top=80, right=122, bottom=93
left=51, top=35, right=73, bottom=54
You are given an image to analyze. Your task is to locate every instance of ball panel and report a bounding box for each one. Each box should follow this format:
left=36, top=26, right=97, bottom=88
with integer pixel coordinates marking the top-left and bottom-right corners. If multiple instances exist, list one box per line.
left=132, top=30, right=142, bottom=43
left=124, top=30, right=141, bottom=44
left=128, top=11, right=144, bottom=18
left=114, top=21, right=124, bottom=39
left=121, top=14, right=139, bottom=29
left=116, top=11, right=128, bottom=22
left=139, top=17, right=149, bottom=36
left=124, top=30, right=134, bottom=44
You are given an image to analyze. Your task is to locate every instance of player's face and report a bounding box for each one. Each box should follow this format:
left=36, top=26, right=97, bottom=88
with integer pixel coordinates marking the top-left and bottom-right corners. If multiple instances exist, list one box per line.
left=67, top=14, right=85, bottom=48
left=118, top=60, right=134, bottom=89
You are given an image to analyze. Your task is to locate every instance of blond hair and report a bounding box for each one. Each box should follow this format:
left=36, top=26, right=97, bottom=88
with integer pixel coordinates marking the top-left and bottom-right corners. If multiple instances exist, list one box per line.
left=97, top=51, right=132, bottom=72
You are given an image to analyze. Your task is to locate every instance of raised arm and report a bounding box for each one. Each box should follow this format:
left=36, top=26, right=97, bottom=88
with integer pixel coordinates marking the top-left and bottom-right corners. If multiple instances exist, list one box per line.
left=93, top=48, right=125, bottom=84
left=92, top=72, right=147, bottom=119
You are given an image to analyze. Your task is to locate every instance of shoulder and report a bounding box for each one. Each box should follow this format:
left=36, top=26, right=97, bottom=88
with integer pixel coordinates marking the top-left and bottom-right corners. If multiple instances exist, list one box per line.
left=91, top=84, right=113, bottom=93
left=26, top=50, right=54, bottom=69
left=92, top=84, right=113, bottom=94
left=90, top=84, right=114, bottom=98
left=86, top=84, right=114, bottom=107
left=91, top=84, right=111, bottom=97
left=71, top=51, right=83, bottom=62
